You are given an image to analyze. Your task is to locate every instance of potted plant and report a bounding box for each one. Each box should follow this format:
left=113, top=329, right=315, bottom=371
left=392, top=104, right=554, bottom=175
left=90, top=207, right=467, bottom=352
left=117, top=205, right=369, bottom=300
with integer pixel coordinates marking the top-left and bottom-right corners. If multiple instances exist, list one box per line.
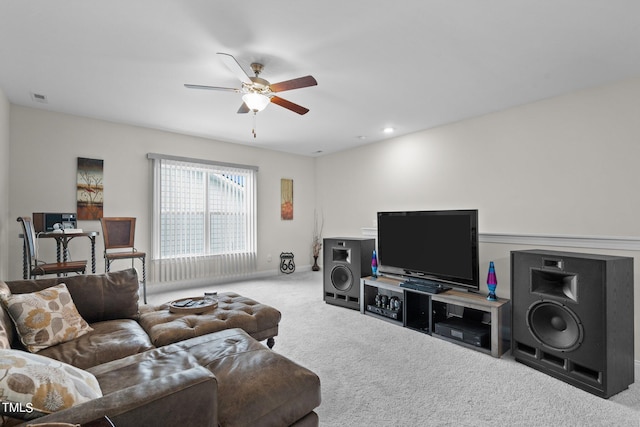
left=312, top=209, right=323, bottom=271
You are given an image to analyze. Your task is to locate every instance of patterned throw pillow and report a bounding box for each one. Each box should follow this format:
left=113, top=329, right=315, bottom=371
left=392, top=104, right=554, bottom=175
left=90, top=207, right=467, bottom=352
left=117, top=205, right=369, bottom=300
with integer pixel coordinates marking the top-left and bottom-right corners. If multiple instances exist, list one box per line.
left=0, top=349, right=102, bottom=420
left=0, top=307, right=12, bottom=349
left=0, top=284, right=93, bottom=353
left=0, top=281, right=13, bottom=349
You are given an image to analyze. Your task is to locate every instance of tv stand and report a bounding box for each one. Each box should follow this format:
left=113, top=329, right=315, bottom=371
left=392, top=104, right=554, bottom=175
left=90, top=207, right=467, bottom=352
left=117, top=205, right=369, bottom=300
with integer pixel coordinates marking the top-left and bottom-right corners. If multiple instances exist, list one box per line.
left=361, top=276, right=511, bottom=357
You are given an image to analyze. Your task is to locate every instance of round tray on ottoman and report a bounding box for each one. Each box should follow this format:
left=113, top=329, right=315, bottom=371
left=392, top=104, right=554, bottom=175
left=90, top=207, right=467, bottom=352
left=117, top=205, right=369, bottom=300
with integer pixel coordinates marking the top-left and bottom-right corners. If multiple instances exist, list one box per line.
left=168, top=297, right=218, bottom=314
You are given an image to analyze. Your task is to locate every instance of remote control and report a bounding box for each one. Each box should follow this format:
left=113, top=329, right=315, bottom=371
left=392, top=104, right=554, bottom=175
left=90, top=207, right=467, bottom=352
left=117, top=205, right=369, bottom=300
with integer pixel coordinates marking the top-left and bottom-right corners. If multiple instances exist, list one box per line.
left=173, top=299, right=192, bottom=308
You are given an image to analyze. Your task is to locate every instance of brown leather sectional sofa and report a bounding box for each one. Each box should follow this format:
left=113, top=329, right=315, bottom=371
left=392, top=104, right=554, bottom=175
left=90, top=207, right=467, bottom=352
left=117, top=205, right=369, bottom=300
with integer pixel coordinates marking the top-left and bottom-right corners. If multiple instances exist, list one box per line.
left=0, top=269, right=321, bottom=426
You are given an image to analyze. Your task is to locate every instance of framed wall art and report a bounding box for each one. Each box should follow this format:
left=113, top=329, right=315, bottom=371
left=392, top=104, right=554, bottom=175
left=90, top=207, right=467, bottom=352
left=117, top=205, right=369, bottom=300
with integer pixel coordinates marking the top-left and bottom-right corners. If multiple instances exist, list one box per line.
left=281, top=178, right=293, bottom=220
left=77, top=157, right=104, bottom=220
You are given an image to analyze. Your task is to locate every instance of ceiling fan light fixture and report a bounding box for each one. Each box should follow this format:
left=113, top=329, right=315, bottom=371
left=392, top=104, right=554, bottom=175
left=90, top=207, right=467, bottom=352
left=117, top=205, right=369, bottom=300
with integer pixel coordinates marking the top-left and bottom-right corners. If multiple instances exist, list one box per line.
left=242, top=92, right=270, bottom=112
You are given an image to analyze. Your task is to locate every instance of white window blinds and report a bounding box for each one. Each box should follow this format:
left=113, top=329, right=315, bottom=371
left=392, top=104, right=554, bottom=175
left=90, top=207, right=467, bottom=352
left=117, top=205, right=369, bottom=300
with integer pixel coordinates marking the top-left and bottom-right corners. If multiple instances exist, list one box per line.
left=148, top=153, right=257, bottom=283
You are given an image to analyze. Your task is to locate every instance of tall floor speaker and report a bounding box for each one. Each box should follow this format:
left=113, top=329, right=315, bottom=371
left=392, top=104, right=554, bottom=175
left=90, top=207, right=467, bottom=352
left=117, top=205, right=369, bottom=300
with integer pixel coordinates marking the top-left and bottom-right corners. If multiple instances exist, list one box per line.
left=323, top=237, right=375, bottom=310
left=511, top=249, right=634, bottom=398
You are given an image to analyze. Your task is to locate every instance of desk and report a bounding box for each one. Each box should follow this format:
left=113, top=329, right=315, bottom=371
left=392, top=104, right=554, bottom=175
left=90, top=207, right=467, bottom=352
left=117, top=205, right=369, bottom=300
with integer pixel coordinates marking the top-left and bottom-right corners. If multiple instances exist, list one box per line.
left=21, top=231, right=99, bottom=279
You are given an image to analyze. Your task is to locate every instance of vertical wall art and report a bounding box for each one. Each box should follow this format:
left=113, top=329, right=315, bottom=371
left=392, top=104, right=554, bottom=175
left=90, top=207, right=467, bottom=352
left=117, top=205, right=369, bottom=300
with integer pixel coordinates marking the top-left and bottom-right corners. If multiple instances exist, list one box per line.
left=77, top=157, right=104, bottom=220
left=281, top=178, right=293, bottom=220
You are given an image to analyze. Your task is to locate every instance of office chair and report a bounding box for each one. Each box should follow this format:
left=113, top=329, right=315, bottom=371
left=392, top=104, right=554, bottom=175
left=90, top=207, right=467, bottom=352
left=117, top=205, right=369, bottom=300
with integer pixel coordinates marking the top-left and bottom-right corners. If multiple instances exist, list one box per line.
left=17, top=216, right=87, bottom=279
left=100, top=217, right=147, bottom=302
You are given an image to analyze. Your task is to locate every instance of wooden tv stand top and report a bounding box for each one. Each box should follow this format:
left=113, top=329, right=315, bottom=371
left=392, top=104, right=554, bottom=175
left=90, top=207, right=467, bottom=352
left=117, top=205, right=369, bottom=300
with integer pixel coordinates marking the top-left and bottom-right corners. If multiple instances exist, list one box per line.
left=364, top=275, right=508, bottom=304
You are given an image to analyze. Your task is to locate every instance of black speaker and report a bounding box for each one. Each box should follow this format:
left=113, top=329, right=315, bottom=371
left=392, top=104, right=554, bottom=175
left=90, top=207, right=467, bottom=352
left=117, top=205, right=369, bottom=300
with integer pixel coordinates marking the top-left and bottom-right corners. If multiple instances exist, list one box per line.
left=33, top=212, right=77, bottom=232
left=323, top=237, right=375, bottom=310
left=511, top=249, right=634, bottom=398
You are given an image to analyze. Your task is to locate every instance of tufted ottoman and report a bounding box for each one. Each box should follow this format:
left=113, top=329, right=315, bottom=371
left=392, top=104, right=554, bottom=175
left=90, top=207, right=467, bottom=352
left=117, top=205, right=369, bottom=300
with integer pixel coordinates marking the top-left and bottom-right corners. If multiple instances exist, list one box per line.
left=139, top=292, right=282, bottom=348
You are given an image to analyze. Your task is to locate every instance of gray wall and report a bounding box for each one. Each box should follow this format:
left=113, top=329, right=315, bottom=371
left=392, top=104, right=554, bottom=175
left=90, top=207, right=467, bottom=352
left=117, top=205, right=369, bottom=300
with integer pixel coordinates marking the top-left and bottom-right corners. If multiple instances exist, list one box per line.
left=316, top=75, right=640, bottom=358
left=4, top=75, right=640, bottom=358
left=7, top=106, right=316, bottom=284
left=0, top=88, right=9, bottom=279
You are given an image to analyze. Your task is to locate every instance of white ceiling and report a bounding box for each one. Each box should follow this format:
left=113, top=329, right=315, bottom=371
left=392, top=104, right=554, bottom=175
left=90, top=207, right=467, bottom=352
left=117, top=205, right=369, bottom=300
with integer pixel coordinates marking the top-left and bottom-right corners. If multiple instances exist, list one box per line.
left=2, top=1, right=640, bottom=157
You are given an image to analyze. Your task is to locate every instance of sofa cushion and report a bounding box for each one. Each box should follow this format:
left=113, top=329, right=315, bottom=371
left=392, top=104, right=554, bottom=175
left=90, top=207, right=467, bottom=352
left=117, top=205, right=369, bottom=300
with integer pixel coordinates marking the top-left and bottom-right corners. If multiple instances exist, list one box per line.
left=0, top=349, right=102, bottom=417
left=36, top=320, right=155, bottom=370
left=4, top=268, right=140, bottom=324
left=1, top=284, right=93, bottom=353
left=87, top=344, right=202, bottom=395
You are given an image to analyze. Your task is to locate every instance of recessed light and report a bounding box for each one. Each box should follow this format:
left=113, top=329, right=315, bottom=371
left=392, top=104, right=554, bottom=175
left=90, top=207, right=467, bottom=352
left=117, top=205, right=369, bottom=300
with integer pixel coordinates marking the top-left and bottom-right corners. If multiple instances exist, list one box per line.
left=383, top=127, right=395, bottom=134
left=357, top=135, right=368, bottom=140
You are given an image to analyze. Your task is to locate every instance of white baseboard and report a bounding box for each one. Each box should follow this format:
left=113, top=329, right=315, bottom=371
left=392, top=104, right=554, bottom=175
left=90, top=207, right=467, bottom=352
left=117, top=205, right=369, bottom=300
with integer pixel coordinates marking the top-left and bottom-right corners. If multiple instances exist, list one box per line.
left=146, top=264, right=312, bottom=296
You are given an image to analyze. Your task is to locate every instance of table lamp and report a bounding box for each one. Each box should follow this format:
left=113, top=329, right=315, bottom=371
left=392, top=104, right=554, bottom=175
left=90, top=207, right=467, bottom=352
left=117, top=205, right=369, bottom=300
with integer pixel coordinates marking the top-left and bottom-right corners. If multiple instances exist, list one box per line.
left=487, top=261, right=498, bottom=301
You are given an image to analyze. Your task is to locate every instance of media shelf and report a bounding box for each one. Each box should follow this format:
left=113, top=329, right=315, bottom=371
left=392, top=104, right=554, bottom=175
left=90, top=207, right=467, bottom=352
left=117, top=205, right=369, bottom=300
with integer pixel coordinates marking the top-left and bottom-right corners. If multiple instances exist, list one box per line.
left=361, top=276, right=404, bottom=325
left=361, top=276, right=511, bottom=358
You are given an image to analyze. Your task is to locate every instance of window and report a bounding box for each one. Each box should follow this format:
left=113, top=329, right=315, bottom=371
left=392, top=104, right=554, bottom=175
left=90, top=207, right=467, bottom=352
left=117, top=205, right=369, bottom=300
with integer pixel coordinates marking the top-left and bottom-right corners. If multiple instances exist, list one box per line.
left=149, top=153, right=257, bottom=282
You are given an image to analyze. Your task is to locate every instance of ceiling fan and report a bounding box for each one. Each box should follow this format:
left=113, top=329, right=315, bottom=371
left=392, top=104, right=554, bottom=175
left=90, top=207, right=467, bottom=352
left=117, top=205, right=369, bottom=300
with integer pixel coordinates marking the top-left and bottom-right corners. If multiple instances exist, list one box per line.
left=185, top=53, right=317, bottom=116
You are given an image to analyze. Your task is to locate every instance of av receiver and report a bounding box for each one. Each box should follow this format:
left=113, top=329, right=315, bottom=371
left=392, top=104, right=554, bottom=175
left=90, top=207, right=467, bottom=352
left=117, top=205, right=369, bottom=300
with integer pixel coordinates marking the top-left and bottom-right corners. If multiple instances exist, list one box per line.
left=434, top=317, right=490, bottom=348
left=366, top=305, right=401, bottom=320
left=33, top=212, right=77, bottom=232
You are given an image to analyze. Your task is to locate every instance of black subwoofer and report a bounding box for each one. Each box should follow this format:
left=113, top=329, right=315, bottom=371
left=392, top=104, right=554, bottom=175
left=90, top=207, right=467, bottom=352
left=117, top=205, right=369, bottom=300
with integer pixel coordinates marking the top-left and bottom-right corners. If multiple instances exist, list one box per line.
left=511, top=249, right=634, bottom=398
left=323, top=237, right=375, bottom=310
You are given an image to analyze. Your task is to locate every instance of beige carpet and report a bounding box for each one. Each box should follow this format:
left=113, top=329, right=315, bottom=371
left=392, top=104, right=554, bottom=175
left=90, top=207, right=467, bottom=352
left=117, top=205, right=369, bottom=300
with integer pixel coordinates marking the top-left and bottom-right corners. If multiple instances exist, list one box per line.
left=147, top=270, right=640, bottom=427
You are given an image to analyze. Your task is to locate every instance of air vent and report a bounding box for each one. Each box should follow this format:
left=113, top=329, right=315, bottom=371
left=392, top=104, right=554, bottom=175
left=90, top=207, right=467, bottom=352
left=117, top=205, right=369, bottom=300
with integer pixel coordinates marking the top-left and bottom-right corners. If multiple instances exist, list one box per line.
left=30, top=92, right=48, bottom=104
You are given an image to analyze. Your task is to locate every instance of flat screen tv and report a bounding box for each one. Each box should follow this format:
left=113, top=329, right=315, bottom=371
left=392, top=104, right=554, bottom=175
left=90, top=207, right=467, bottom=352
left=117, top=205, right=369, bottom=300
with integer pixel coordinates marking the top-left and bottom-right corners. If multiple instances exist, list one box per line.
left=377, top=209, right=479, bottom=291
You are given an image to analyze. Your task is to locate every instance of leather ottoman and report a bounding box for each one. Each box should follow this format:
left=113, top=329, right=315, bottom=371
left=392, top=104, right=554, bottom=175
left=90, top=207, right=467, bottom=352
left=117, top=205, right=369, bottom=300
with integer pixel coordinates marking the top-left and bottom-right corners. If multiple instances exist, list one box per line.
left=139, top=292, right=282, bottom=348
left=173, top=329, right=321, bottom=427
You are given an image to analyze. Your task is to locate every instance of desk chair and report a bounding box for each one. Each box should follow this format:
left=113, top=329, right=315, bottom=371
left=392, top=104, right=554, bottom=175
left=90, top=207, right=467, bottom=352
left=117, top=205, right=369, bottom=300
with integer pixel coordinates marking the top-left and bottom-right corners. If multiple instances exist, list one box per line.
left=100, top=217, right=147, bottom=303
left=17, top=216, right=87, bottom=279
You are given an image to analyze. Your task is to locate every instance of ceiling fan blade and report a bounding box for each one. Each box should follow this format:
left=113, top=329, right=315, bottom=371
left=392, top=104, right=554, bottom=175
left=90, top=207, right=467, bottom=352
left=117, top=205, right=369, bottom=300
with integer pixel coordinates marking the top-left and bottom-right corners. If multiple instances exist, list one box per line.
left=237, top=102, right=250, bottom=114
left=217, top=52, right=252, bottom=84
left=270, top=96, right=310, bottom=115
left=270, top=75, right=318, bottom=93
left=184, top=84, right=239, bottom=92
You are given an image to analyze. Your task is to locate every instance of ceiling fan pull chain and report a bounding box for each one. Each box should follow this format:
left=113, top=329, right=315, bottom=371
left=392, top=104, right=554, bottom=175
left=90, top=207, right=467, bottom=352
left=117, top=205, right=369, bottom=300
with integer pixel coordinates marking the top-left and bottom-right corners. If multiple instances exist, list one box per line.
left=252, top=112, right=257, bottom=138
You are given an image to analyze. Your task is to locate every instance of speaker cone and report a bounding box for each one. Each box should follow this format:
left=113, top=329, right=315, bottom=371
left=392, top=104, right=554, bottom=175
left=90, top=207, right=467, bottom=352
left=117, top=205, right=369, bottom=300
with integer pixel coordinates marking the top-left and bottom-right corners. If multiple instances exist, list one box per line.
left=526, top=300, right=584, bottom=352
left=330, top=265, right=354, bottom=291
